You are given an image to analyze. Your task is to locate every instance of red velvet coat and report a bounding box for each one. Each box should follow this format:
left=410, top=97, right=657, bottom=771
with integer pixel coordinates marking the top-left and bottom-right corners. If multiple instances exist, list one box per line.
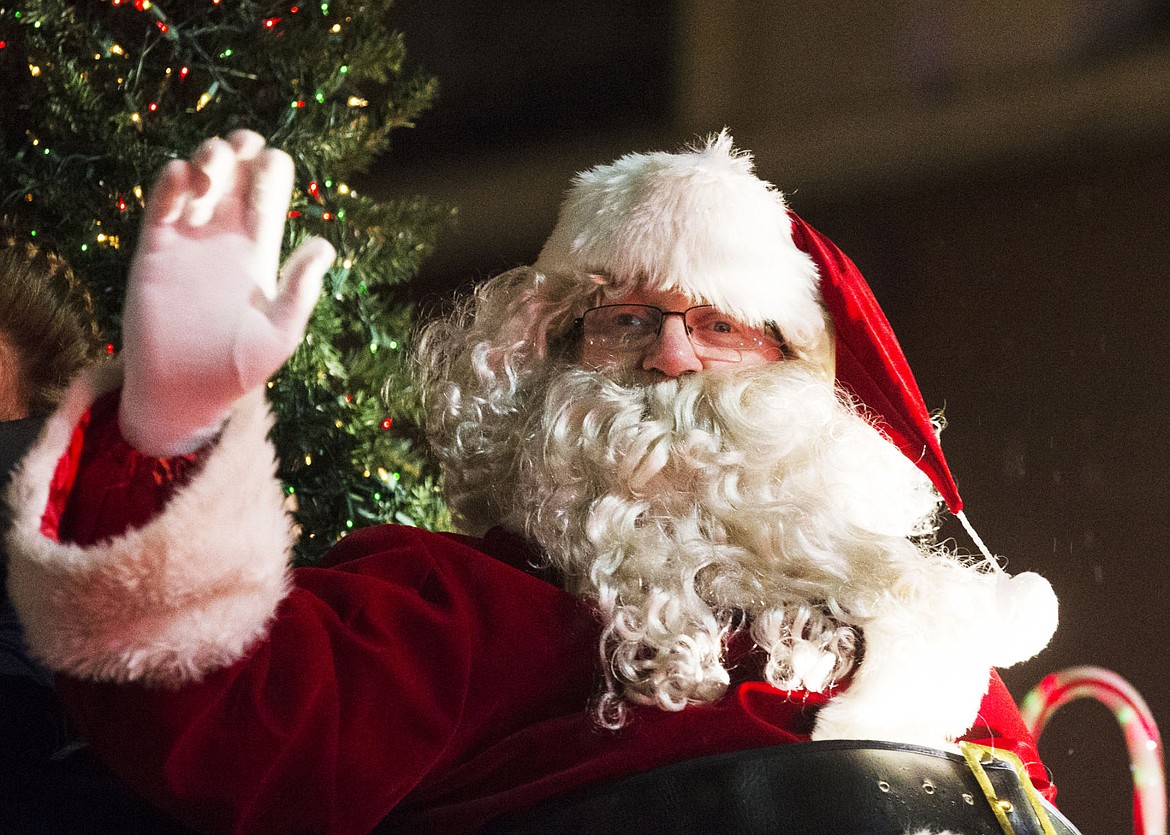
left=32, top=391, right=1051, bottom=834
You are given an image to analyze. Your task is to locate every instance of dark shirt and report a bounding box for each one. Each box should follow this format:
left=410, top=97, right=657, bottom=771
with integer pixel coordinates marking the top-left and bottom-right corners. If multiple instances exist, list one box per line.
left=0, top=417, right=63, bottom=756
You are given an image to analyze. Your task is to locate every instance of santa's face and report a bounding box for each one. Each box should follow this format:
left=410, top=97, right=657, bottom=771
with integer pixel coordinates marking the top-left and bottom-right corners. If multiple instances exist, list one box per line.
left=576, top=286, right=785, bottom=382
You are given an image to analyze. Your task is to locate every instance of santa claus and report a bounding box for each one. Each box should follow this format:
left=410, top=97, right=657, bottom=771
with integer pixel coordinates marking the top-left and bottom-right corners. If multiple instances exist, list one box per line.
left=5, top=131, right=1075, bottom=832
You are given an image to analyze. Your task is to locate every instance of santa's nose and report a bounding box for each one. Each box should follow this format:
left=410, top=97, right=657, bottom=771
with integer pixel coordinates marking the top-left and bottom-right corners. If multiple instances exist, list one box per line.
left=641, top=315, right=704, bottom=377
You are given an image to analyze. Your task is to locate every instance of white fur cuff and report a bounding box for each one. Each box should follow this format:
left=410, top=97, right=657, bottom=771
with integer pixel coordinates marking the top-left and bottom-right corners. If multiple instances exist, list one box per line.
left=5, top=362, right=295, bottom=687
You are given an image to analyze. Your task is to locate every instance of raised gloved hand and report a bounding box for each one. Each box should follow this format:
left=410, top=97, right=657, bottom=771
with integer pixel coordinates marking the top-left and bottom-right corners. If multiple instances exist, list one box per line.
left=119, top=130, right=334, bottom=456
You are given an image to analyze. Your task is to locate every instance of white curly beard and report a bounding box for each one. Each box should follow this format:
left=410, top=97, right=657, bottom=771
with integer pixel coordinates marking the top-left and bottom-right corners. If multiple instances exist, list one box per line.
left=503, top=360, right=950, bottom=726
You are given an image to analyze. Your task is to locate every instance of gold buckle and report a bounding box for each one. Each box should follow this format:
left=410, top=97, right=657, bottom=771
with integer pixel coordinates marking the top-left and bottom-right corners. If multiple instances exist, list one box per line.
left=959, top=741, right=1057, bottom=835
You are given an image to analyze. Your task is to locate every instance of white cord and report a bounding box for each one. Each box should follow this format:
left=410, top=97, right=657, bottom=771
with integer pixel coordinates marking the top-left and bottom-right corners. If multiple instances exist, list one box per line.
left=955, top=509, right=1002, bottom=571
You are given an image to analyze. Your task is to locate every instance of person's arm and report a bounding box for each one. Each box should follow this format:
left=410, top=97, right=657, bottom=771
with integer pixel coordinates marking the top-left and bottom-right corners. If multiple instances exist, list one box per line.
left=9, top=378, right=482, bottom=832
left=7, top=130, right=331, bottom=687
left=7, top=363, right=294, bottom=688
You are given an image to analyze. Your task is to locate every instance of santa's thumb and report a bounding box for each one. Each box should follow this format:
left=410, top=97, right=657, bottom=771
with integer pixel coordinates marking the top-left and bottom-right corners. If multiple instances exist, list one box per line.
left=269, top=237, right=333, bottom=340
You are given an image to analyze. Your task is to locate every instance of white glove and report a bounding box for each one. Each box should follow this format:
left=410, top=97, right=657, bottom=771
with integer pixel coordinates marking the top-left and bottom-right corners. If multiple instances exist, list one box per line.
left=119, top=130, right=334, bottom=456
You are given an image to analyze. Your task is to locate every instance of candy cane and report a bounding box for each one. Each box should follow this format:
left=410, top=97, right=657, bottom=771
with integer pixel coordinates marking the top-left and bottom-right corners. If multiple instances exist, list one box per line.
left=1021, top=666, right=1165, bottom=835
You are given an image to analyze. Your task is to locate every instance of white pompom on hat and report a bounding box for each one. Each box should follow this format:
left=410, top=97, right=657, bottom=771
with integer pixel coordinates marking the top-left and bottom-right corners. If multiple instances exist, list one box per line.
left=534, top=130, right=835, bottom=373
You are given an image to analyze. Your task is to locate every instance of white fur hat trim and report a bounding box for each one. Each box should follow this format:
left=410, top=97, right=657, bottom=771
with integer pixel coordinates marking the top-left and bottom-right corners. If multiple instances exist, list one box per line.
left=5, top=362, right=295, bottom=687
left=535, top=131, right=829, bottom=355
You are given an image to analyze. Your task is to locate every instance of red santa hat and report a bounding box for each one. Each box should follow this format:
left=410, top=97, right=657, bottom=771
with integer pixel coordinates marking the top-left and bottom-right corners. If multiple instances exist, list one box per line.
left=534, top=131, right=963, bottom=513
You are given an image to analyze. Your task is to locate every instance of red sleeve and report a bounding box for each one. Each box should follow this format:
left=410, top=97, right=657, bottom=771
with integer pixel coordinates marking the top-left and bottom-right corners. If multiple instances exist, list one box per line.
left=40, top=392, right=551, bottom=834
left=56, top=530, right=475, bottom=835
left=44, top=389, right=204, bottom=546
left=961, top=669, right=1055, bottom=802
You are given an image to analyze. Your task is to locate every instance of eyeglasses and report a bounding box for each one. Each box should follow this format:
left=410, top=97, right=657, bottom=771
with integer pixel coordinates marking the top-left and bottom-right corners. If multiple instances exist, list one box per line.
left=576, top=304, right=785, bottom=362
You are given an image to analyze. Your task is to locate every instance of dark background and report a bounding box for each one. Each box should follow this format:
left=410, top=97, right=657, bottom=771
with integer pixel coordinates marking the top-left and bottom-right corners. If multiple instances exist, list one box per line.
left=361, top=3, right=1170, bottom=831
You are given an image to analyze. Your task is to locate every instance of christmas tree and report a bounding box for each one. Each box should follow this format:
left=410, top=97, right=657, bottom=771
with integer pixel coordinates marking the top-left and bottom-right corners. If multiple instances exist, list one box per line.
left=0, top=0, right=453, bottom=562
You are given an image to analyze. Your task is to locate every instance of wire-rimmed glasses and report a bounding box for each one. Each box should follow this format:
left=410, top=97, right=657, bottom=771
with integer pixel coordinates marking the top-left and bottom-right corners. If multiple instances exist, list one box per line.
left=577, top=304, right=785, bottom=363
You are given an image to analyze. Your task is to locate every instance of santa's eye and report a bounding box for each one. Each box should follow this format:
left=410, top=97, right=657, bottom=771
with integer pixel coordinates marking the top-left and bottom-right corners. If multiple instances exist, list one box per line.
left=581, top=305, right=662, bottom=344
left=688, top=309, right=742, bottom=336
left=612, top=312, right=651, bottom=330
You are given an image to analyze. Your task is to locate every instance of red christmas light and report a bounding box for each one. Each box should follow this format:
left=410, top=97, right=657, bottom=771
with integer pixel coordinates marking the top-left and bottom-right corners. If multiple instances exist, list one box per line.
left=179, top=66, right=189, bottom=80
left=105, top=343, right=116, bottom=355
left=117, top=196, right=128, bottom=211
left=381, top=417, right=393, bottom=430
left=290, top=5, right=300, bottom=12
left=0, top=40, right=7, bottom=50
left=321, top=212, right=334, bottom=221
left=294, top=99, right=306, bottom=108
left=156, top=21, right=169, bottom=34
left=287, top=210, right=302, bottom=218
left=134, top=0, right=146, bottom=10
left=263, top=17, right=281, bottom=29
left=148, top=101, right=159, bottom=112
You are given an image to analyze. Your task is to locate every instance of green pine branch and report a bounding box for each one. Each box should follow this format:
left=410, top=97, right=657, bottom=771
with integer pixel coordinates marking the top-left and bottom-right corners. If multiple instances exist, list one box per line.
left=0, top=0, right=453, bottom=562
